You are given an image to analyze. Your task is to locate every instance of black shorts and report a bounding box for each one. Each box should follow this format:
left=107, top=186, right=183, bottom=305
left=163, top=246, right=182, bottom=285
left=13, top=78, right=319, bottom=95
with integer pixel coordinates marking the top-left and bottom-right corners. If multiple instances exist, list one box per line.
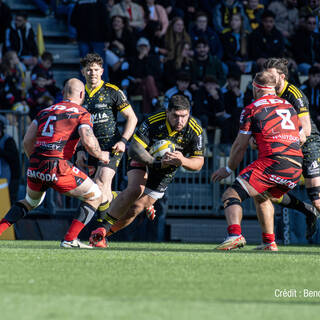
left=302, top=136, right=320, bottom=178
left=88, top=150, right=123, bottom=174
left=128, top=159, right=177, bottom=193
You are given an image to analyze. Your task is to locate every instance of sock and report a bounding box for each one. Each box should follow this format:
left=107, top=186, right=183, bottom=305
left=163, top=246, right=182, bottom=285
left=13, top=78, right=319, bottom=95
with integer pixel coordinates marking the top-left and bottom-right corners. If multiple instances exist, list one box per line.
left=64, top=219, right=85, bottom=241
left=102, top=213, right=118, bottom=233
left=97, top=201, right=110, bottom=222
left=0, top=218, right=12, bottom=235
left=262, top=232, right=275, bottom=244
left=280, top=193, right=311, bottom=216
left=227, top=224, right=241, bottom=236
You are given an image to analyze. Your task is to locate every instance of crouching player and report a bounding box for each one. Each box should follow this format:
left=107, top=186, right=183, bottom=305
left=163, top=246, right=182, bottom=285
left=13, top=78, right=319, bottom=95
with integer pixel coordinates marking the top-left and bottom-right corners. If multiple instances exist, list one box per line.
left=211, top=71, right=305, bottom=251
left=89, top=95, right=205, bottom=247
left=0, top=79, right=109, bottom=248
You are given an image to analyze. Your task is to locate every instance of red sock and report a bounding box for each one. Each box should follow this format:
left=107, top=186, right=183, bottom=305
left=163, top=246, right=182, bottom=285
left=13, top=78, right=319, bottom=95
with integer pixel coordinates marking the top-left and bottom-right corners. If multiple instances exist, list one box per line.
left=64, top=219, right=85, bottom=241
left=227, top=224, right=241, bottom=236
left=0, top=219, right=12, bottom=235
left=262, top=232, right=275, bottom=244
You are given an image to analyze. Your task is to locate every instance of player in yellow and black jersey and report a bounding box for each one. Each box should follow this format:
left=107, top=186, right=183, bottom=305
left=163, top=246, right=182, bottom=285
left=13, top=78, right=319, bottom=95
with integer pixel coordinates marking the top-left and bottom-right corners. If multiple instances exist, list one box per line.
left=76, top=53, right=137, bottom=222
left=264, top=58, right=320, bottom=240
left=88, top=95, right=205, bottom=247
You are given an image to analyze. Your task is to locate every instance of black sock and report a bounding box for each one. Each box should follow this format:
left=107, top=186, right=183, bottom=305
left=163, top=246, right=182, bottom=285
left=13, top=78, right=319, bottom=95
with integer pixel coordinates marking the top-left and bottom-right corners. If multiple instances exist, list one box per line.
left=280, top=193, right=312, bottom=217
left=5, top=202, right=29, bottom=224
left=101, top=213, right=118, bottom=232
left=96, top=201, right=110, bottom=222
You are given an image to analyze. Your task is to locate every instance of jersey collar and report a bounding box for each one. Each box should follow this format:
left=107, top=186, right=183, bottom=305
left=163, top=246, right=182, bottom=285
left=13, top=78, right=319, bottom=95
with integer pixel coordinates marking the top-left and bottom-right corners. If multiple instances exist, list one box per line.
left=279, top=80, right=288, bottom=98
left=85, top=80, right=104, bottom=98
left=166, top=119, right=179, bottom=136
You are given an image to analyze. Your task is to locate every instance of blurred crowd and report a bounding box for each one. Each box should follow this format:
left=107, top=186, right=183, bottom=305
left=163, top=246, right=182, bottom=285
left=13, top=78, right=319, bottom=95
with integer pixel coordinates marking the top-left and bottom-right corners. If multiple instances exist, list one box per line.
left=1, top=0, right=320, bottom=144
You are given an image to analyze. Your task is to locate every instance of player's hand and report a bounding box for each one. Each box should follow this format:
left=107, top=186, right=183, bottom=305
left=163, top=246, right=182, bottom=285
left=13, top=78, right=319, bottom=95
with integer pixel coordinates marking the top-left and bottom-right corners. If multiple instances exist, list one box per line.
left=112, top=141, right=126, bottom=154
left=99, top=151, right=110, bottom=164
left=162, top=151, right=184, bottom=167
left=76, top=151, right=87, bottom=170
left=211, top=168, right=231, bottom=182
left=249, top=136, right=257, bottom=150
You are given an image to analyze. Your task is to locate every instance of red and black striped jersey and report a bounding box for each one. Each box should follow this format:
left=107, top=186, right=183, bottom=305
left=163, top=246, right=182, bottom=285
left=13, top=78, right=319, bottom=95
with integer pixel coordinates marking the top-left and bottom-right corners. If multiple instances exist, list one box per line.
left=32, top=100, right=93, bottom=160
left=239, top=94, right=303, bottom=158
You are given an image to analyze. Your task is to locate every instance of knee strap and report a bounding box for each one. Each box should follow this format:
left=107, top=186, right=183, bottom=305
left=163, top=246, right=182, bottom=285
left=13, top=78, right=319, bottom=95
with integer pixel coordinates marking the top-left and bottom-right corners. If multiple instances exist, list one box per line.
left=223, top=197, right=241, bottom=209
left=307, top=186, right=320, bottom=201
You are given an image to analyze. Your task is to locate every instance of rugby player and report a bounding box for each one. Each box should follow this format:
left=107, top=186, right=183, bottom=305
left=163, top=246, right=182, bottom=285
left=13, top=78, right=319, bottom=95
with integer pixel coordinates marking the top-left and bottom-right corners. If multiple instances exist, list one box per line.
left=264, top=58, right=320, bottom=240
left=0, top=79, right=109, bottom=248
left=89, top=95, right=205, bottom=247
left=76, top=53, right=137, bottom=223
left=212, top=71, right=305, bottom=251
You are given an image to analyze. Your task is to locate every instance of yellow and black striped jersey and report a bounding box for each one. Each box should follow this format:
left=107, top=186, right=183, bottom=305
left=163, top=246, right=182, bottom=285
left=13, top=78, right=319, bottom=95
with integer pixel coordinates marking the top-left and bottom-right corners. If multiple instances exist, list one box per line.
left=279, top=80, right=319, bottom=137
left=133, top=110, right=205, bottom=158
left=82, top=81, right=131, bottom=147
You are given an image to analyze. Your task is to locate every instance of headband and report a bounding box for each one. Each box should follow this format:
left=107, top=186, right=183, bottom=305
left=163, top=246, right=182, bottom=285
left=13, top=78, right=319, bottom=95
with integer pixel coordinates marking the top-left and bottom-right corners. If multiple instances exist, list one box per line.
left=252, top=81, right=275, bottom=90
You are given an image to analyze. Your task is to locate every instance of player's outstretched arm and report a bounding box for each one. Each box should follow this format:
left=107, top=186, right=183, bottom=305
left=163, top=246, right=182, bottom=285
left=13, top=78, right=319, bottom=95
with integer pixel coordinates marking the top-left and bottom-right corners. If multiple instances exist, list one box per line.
left=23, top=120, right=38, bottom=158
left=79, top=126, right=109, bottom=163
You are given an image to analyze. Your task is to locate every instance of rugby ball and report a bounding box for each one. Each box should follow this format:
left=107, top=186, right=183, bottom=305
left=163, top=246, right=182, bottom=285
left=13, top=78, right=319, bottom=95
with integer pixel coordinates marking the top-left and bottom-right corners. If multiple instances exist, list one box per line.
left=149, top=140, right=175, bottom=158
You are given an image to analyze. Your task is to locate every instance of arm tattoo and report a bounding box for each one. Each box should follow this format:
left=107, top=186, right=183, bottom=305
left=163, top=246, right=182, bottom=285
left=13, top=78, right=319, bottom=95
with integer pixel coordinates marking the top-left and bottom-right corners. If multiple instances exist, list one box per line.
left=128, top=140, right=154, bottom=165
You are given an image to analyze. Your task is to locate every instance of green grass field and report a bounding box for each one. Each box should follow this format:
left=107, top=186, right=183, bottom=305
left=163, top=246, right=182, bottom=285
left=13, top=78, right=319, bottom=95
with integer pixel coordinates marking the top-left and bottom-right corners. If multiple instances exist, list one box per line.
left=0, top=241, right=320, bottom=320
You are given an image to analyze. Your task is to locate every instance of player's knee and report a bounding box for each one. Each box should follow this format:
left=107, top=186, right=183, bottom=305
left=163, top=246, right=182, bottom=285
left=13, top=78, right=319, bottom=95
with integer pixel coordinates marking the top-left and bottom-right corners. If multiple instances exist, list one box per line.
left=307, top=186, right=320, bottom=203
left=25, top=192, right=46, bottom=209
left=125, top=185, right=144, bottom=202
left=80, top=183, right=102, bottom=202
left=222, top=180, right=249, bottom=209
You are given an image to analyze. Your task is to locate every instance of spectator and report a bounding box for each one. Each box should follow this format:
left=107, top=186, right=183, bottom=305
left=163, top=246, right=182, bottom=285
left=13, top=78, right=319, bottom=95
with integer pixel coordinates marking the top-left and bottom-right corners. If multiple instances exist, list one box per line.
left=220, top=12, right=254, bottom=75
left=173, top=0, right=198, bottom=27
left=244, top=0, right=264, bottom=31
left=0, top=51, right=27, bottom=110
left=51, top=0, right=77, bottom=42
left=163, top=72, right=193, bottom=109
left=268, top=0, right=299, bottom=44
left=291, top=15, right=320, bottom=75
left=143, top=0, right=169, bottom=48
left=0, top=0, right=12, bottom=58
left=192, top=75, right=226, bottom=141
left=122, top=37, right=161, bottom=114
left=221, top=71, right=244, bottom=145
left=31, top=0, right=51, bottom=16
left=212, top=0, right=249, bottom=34
left=247, top=10, right=285, bottom=69
left=162, top=41, right=193, bottom=89
left=300, top=0, right=320, bottom=32
left=190, top=38, right=226, bottom=90
left=300, top=66, right=320, bottom=130
left=189, top=11, right=223, bottom=60
left=110, top=0, right=145, bottom=32
left=0, top=114, right=20, bottom=204
left=164, top=17, right=191, bottom=61
left=31, top=51, right=61, bottom=101
left=27, top=71, right=55, bottom=120
left=71, top=0, right=110, bottom=81
left=4, top=12, right=38, bottom=69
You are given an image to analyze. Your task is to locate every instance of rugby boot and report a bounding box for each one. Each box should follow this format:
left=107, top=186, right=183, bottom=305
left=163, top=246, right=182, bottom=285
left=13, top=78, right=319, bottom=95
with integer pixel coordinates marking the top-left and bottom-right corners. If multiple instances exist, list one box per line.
left=254, top=241, right=278, bottom=251
left=89, top=227, right=107, bottom=247
left=60, top=239, right=92, bottom=249
left=215, top=235, right=246, bottom=250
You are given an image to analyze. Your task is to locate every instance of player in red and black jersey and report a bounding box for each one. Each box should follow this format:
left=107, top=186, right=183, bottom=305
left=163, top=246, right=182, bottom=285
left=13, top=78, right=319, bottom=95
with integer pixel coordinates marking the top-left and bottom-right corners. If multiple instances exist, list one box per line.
left=0, top=79, right=109, bottom=248
left=89, top=95, right=205, bottom=247
left=77, top=53, right=137, bottom=224
left=264, top=58, right=320, bottom=240
left=212, top=71, right=305, bottom=251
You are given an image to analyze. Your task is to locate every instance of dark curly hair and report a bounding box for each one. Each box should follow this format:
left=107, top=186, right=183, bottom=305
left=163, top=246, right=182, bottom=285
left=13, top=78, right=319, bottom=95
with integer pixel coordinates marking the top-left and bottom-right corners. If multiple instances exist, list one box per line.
left=263, top=57, right=289, bottom=80
left=80, top=53, right=103, bottom=69
left=168, top=94, right=191, bottom=111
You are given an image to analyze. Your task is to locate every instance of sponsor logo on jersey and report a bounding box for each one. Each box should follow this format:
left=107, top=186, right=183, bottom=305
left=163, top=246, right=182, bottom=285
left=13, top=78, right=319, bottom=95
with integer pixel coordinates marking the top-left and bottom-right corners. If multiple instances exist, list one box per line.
left=27, top=169, right=58, bottom=182
left=92, top=112, right=109, bottom=122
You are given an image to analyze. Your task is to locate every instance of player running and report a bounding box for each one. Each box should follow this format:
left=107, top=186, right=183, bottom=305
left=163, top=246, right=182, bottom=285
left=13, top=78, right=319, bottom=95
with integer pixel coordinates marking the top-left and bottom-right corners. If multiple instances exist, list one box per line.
left=76, top=53, right=137, bottom=223
left=89, top=95, right=205, bottom=247
left=0, top=79, right=109, bottom=248
left=212, top=71, right=305, bottom=251
left=263, top=58, right=320, bottom=240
